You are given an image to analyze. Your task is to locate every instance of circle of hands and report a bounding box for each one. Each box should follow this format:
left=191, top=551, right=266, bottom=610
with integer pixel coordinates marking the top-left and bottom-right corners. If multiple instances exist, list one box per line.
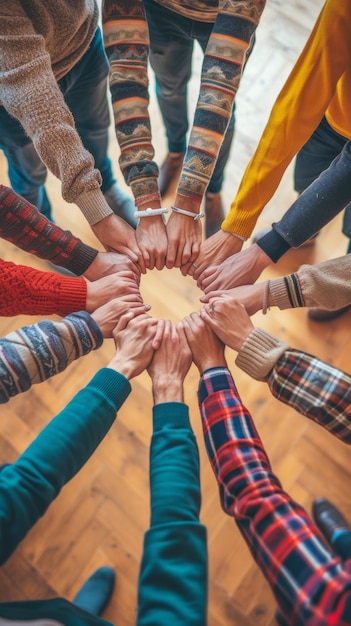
left=84, top=221, right=266, bottom=378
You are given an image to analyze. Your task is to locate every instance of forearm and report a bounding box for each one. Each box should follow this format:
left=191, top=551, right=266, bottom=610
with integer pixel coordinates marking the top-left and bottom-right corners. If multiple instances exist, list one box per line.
left=137, top=403, right=207, bottom=626
left=199, top=367, right=351, bottom=624
left=257, top=141, right=351, bottom=262
left=223, top=0, right=351, bottom=238
left=0, top=311, right=103, bottom=403
left=0, top=259, right=87, bottom=316
left=175, top=0, right=265, bottom=212
left=0, top=368, right=130, bottom=564
left=235, top=328, right=351, bottom=443
left=103, top=0, right=161, bottom=208
left=0, top=186, right=98, bottom=274
left=269, top=255, right=351, bottom=311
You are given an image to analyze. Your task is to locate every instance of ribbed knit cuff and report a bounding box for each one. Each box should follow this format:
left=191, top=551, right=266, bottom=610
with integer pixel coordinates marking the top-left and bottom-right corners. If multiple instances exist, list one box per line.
left=153, top=403, right=190, bottom=432
left=256, top=227, right=291, bottom=263
left=89, top=368, right=131, bottom=409
left=57, top=277, right=87, bottom=316
left=269, top=277, right=292, bottom=310
left=75, top=189, right=113, bottom=225
left=235, top=328, right=289, bottom=380
left=64, top=243, right=98, bottom=275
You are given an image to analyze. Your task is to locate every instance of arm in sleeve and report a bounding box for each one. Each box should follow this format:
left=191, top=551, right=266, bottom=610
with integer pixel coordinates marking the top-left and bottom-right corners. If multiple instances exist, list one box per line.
left=198, top=367, right=351, bottom=625
left=0, top=6, right=112, bottom=224
left=137, top=403, right=207, bottom=626
left=223, top=0, right=351, bottom=237
left=177, top=0, right=265, bottom=210
left=235, top=328, right=351, bottom=443
left=0, top=311, right=103, bottom=403
left=0, top=259, right=87, bottom=317
left=102, top=0, right=161, bottom=208
left=0, top=185, right=98, bottom=275
left=0, top=368, right=131, bottom=564
left=269, top=255, right=351, bottom=311
left=256, top=141, right=351, bottom=262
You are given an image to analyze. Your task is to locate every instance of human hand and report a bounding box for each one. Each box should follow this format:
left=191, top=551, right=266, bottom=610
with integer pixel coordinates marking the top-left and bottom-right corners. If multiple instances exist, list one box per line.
left=83, top=251, right=141, bottom=283
left=136, top=216, right=168, bottom=271
left=90, top=295, right=150, bottom=338
left=166, top=212, right=202, bottom=270
left=180, top=312, right=226, bottom=374
left=200, top=295, right=254, bottom=352
left=108, top=312, right=162, bottom=379
left=85, top=272, right=143, bottom=313
left=200, top=282, right=267, bottom=316
left=198, top=244, right=271, bottom=292
left=184, top=230, right=243, bottom=279
left=91, top=214, right=146, bottom=274
left=147, top=320, right=192, bottom=403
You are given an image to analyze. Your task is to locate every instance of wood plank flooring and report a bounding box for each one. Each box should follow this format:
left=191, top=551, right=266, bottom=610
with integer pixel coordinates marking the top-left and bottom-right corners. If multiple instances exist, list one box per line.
left=1, top=2, right=350, bottom=624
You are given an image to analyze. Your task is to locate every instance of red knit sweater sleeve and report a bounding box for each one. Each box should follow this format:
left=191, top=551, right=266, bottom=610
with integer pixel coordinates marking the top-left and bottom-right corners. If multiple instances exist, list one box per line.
left=0, top=259, right=87, bottom=317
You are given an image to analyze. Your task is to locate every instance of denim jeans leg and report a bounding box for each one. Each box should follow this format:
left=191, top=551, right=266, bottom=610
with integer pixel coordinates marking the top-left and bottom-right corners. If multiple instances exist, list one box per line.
left=144, top=1, right=194, bottom=153
left=60, top=27, right=115, bottom=194
left=0, top=107, right=52, bottom=217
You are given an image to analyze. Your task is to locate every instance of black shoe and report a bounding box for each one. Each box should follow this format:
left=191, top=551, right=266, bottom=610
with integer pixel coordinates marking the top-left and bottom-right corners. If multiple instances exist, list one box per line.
left=73, top=566, right=115, bottom=616
left=312, top=498, right=351, bottom=545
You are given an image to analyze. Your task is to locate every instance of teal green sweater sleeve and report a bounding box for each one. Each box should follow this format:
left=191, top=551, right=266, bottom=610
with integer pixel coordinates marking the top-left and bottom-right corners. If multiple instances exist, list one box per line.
left=137, top=403, right=208, bottom=626
left=0, top=368, right=130, bottom=565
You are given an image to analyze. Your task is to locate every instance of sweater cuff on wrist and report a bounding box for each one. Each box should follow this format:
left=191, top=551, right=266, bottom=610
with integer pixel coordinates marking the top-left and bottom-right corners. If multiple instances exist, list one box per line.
left=235, top=328, right=289, bottom=380
left=257, top=227, right=291, bottom=262
left=57, top=277, right=87, bottom=316
left=63, top=243, right=98, bottom=275
left=75, top=189, right=113, bottom=225
left=153, top=403, right=190, bottom=431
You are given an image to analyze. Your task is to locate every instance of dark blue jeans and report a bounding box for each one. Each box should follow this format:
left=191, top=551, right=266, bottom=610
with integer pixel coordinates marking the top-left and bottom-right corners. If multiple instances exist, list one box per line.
left=143, top=0, right=237, bottom=194
left=0, top=27, right=115, bottom=219
left=294, top=115, right=351, bottom=244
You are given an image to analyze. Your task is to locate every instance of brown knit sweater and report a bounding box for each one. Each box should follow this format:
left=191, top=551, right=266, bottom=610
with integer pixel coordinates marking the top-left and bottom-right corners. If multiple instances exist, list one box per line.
left=0, top=1, right=113, bottom=225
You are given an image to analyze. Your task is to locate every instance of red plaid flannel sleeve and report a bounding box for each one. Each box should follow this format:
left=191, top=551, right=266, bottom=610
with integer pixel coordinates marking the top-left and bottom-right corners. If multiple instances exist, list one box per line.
left=198, top=367, right=351, bottom=625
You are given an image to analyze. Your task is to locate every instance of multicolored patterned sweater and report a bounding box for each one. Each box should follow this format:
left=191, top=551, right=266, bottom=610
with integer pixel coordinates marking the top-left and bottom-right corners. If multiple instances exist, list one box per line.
left=102, top=0, right=265, bottom=210
left=0, top=311, right=103, bottom=403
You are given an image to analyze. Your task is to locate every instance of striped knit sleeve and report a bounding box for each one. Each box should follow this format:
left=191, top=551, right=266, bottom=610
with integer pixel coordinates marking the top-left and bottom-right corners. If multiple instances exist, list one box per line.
left=0, top=259, right=87, bottom=317
left=0, top=311, right=103, bottom=403
left=176, top=0, right=265, bottom=208
left=102, top=0, right=161, bottom=208
left=0, top=185, right=98, bottom=275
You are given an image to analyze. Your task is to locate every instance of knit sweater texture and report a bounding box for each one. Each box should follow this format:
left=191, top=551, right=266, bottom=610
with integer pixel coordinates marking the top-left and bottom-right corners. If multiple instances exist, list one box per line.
left=0, top=311, right=103, bottom=403
left=0, top=2, right=113, bottom=225
left=102, top=0, right=265, bottom=208
left=269, top=255, right=351, bottom=312
left=223, top=0, right=351, bottom=237
left=0, top=259, right=87, bottom=316
left=0, top=185, right=98, bottom=275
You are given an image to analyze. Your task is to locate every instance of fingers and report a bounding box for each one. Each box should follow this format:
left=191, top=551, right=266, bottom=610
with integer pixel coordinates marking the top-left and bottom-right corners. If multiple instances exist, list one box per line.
left=152, top=318, right=166, bottom=350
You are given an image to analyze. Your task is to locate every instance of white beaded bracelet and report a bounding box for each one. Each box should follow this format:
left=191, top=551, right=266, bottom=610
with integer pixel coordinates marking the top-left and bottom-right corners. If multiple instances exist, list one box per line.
left=134, top=207, right=169, bottom=218
left=171, top=205, right=205, bottom=221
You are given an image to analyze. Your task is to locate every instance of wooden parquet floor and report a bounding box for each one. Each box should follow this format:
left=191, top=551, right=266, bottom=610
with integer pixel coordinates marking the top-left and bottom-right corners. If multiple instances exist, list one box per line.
left=1, top=1, right=350, bottom=624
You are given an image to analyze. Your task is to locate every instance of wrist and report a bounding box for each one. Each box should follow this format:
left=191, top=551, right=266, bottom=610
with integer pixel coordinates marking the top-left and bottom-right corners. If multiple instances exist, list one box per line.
left=174, top=193, right=201, bottom=214
left=196, top=357, right=227, bottom=375
left=107, top=355, right=136, bottom=380
left=152, top=377, right=184, bottom=403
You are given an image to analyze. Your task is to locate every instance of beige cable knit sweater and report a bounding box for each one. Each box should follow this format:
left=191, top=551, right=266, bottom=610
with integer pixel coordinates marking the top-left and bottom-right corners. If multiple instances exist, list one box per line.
left=0, top=0, right=113, bottom=225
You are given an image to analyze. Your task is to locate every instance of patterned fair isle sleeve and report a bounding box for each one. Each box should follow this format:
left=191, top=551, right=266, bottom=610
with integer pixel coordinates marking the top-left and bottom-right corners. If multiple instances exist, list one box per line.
left=0, top=185, right=98, bottom=275
left=0, top=311, right=103, bottom=403
left=102, top=0, right=161, bottom=208
left=177, top=0, right=265, bottom=207
left=198, top=367, right=351, bottom=626
left=267, top=350, right=351, bottom=444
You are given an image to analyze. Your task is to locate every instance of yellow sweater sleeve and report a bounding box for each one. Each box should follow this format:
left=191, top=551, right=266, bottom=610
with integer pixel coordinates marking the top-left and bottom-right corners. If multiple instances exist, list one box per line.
left=223, top=0, right=351, bottom=237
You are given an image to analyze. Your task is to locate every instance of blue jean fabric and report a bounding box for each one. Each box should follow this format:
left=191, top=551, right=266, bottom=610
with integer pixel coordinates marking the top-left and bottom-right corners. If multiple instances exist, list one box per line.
left=0, top=27, right=115, bottom=219
left=294, top=115, right=351, bottom=242
left=143, top=0, right=236, bottom=194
